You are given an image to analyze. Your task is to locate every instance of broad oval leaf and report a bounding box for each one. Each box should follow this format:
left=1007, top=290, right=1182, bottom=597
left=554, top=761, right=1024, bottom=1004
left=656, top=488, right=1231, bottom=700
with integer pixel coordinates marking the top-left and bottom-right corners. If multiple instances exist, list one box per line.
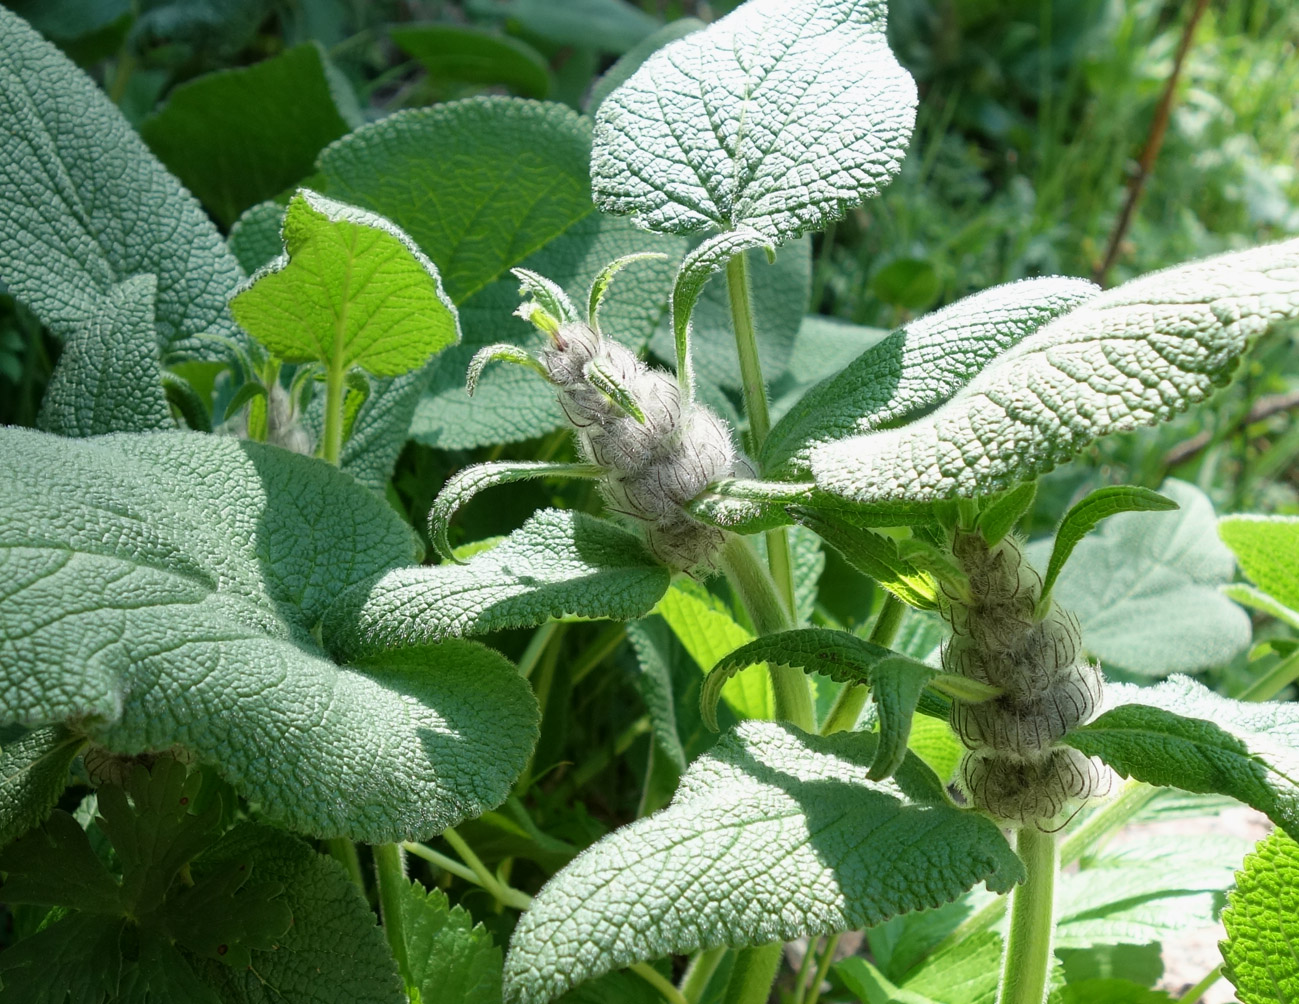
left=1064, top=675, right=1299, bottom=841
left=502, top=721, right=1022, bottom=1004
left=0, top=7, right=243, bottom=356
left=0, top=428, right=538, bottom=842
left=324, top=509, right=672, bottom=661
left=230, top=189, right=460, bottom=378
left=765, top=276, right=1099, bottom=473
left=591, top=0, right=917, bottom=242
left=812, top=239, right=1299, bottom=502
left=1221, top=828, right=1299, bottom=1004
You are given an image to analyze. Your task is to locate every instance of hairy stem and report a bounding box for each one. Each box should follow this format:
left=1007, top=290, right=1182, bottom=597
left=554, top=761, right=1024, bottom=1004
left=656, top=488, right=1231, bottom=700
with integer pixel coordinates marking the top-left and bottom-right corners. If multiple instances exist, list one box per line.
left=721, top=943, right=784, bottom=1004
left=802, top=932, right=841, bottom=1004
left=821, top=594, right=906, bottom=735
left=997, top=827, right=1058, bottom=1004
left=372, top=843, right=412, bottom=987
left=680, top=947, right=728, bottom=1003
left=325, top=836, right=365, bottom=890
left=720, top=536, right=814, bottom=732
left=321, top=359, right=346, bottom=465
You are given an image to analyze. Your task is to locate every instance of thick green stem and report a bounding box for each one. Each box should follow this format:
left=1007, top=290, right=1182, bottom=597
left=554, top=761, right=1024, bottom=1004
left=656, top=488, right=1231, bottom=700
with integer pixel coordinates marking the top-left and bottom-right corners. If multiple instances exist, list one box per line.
left=372, top=843, right=412, bottom=987
left=679, top=947, right=728, bottom=1003
left=632, top=963, right=690, bottom=1004
left=325, top=836, right=365, bottom=890
left=821, top=594, right=906, bottom=735
left=720, top=536, right=814, bottom=732
left=321, top=360, right=346, bottom=465
left=997, top=827, right=1058, bottom=1004
left=721, top=943, right=783, bottom=1004
left=802, top=932, right=841, bottom=1004
left=442, top=827, right=533, bottom=911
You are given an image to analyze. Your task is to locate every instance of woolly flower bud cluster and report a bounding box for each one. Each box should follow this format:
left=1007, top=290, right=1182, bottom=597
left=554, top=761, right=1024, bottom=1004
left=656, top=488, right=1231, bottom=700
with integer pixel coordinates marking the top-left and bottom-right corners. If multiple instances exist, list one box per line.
left=542, top=320, right=740, bottom=570
left=941, top=531, right=1110, bottom=827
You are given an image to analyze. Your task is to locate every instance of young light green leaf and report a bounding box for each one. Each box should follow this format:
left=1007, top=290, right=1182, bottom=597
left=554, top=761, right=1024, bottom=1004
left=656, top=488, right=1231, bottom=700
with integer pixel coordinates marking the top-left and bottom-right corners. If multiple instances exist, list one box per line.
left=0, top=428, right=538, bottom=842
left=764, top=277, right=1098, bottom=473
left=1064, top=675, right=1299, bottom=840
left=35, top=274, right=172, bottom=438
left=0, top=7, right=243, bottom=357
left=0, top=725, right=84, bottom=849
left=812, top=239, right=1299, bottom=502
left=391, top=23, right=553, bottom=100
left=701, top=628, right=939, bottom=779
left=230, top=189, right=460, bottom=378
left=670, top=227, right=773, bottom=392
left=138, top=43, right=352, bottom=227
left=502, top=722, right=1022, bottom=1004
left=190, top=822, right=405, bottom=1004
left=1039, top=486, right=1179, bottom=604
left=1221, top=828, right=1299, bottom=1004
left=653, top=580, right=769, bottom=722
left=1220, top=515, right=1299, bottom=614
left=792, top=508, right=938, bottom=609
left=325, top=509, right=672, bottom=661
left=1223, top=583, right=1299, bottom=632
left=428, top=461, right=603, bottom=562
left=591, top=0, right=917, bottom=242
left=978, top=482, right=1037, bottom=547
left=1027, top=480, right=1249, bottom=676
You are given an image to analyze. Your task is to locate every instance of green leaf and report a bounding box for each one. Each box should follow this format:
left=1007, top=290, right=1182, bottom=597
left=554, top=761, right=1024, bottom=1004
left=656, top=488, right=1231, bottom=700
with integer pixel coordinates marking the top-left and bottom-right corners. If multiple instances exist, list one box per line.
left=812, top=240, right=1299, bottom=501
left=391, top=23, right=552, bottom=99
left=837, top=932, right=1003, bottom=1004
left=590, top=0, right=916, bottom=242
left=0, top=808, right=123, bottom=914
left=1064, top=675, right=1299, bottom=841
left=0, top=724, right=84, bottom=849
left=870, top=258, right=941, bottom=312
left=36, top=274, right=172, bottom=437
left=0, top=6, right=243, bottom=357
left=625, top=619, right=689, bottom=772
left=1221, top=828, right=1299, bottom=1004
left=977, top=482, right=1037, bottom=547
left=702, top=628, right=939, bottom=780
left=1220, top=515, right=1299, bottom=614
left=230, top=189, right=460, bottom=378
left=399, top=880, right=504, bottom=1004
left=314, top=97, right=680, bottom=449
left=0, top=428, right=537, bottom=841
left=653, top=580, right=770, bottom=721
left=502, top=722, right=1022, bottom=1004
left=1027, top=480, right=1249, bottom=676
left=190, top=822, right=405, bottom=1004
left=763, top=277, right=1097, bottom=473
left=468, top=0, right=660, bottom=54
left=0, top=912, right=125, bottom=1003
left=324, top=509, right=672, bottom=660
left=1040, top=486, right=1179, bottom=603
left=792, top=508, right=938, bottom=609
left=227, top=200, right=287, bottom=273
left=1056, top=981, right=1176, bottom=1004
left=1224, top=583, right=1299, bottom=633
left=138, top=44, right=351, bottom=227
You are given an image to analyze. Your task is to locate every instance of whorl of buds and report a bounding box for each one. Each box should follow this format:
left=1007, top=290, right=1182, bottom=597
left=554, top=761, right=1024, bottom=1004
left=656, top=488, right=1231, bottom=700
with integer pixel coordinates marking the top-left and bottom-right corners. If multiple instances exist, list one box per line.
left=941, top=530, right=1110, bottom=827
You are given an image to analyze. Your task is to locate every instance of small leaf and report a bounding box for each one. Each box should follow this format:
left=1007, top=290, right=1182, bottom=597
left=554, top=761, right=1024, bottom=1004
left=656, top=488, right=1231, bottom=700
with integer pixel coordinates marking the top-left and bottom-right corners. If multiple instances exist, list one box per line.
left=399, top=880, right=504, bottom=1004
left=591, top=0, right=917, bottom=242
left=1027, top=479, right=1249, bottom=676
left=502, top=722, right=1022, bottom=1004
left=838, top=931, right=1003, bottom=1004
left=1221, top=828, right=1299, bottom=1004
left=1039, top=486, right=1178, bottom=603
left=325, top=509, right=671, bottom=659
left=763, top=277, right=1098, bottom=473
left=230, top=189, right=460, bottom=378
left=588, top=251, right=669, bottom=332
left=36, top=274, right=173, bottom=438
left=1224, top=583, right=1299, bottom=632
left=1220, top=515, right=1299, bottom=614
left=0, top=808, right=123, bottom=914
left=669, top=227, right=773, bottom=393
left=427, top=461, right=603, bottom=562
left=584, top=357, right=646, bottom=421
left=977, top=482, right=1037, bottom=547
left=703, top=628, right=939, bottom=780
left=792, top=508, right=937, bottom=609
left=1064, top=675, right=1299, bottom=840
left=812, top=240, right=1299, bottom=501
left=625, top=619, right=689, bottom=772
left=222, top=380, right=269, bottom=422
left=466, top=343, right=551, bottom=396
left=0, top=725, right=84, bottom=849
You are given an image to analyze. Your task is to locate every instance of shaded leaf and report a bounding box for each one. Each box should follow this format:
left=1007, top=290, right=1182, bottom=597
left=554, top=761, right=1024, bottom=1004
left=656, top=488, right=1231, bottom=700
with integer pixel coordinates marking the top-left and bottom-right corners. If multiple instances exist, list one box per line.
left=391, top=23, right=551, bottom=99
left=400, top=881, right=504, bottom=1004
left=0, top=724, right=84, bottom=849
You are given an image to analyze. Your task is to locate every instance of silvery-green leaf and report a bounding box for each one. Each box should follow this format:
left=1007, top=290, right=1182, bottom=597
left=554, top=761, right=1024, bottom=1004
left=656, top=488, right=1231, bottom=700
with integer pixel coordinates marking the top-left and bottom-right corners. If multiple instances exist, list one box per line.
left=228, top=200, right=287, bottom=273
left=586, top=18, right=705, bottom=113
left=1064, top=675, right=1299, bottom=841
left=1028, top=480, right=1249, bottom=676
left=0, top=7, right=243, bottom=357
left=502, top=722, right=1022, bottom=1004
left=0, top=428, right=537, bottom=842
left=325, top=510, right=671, bottom=660
left=36, top=274, right=172, bottom=437
left=765, top=277, right=1097, bottom=473
left=591, top=0, right=917, bottom=242
left=812, top=240, right=1299, bottom=501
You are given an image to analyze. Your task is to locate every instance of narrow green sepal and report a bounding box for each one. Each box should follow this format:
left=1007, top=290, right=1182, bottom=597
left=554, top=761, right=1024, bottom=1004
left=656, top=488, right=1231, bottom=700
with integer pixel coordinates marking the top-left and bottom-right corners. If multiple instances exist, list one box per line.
left=466, top=343, right=552, bottom=397
left=513, top=267, right=579, bottom=329
left=588, top=252, right=670, bottom=333
left=223, top=381, right=269, bottom=422
left=584, top=358, right=646, bottom=422
left=979, top=481, right=1036, bottom=545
